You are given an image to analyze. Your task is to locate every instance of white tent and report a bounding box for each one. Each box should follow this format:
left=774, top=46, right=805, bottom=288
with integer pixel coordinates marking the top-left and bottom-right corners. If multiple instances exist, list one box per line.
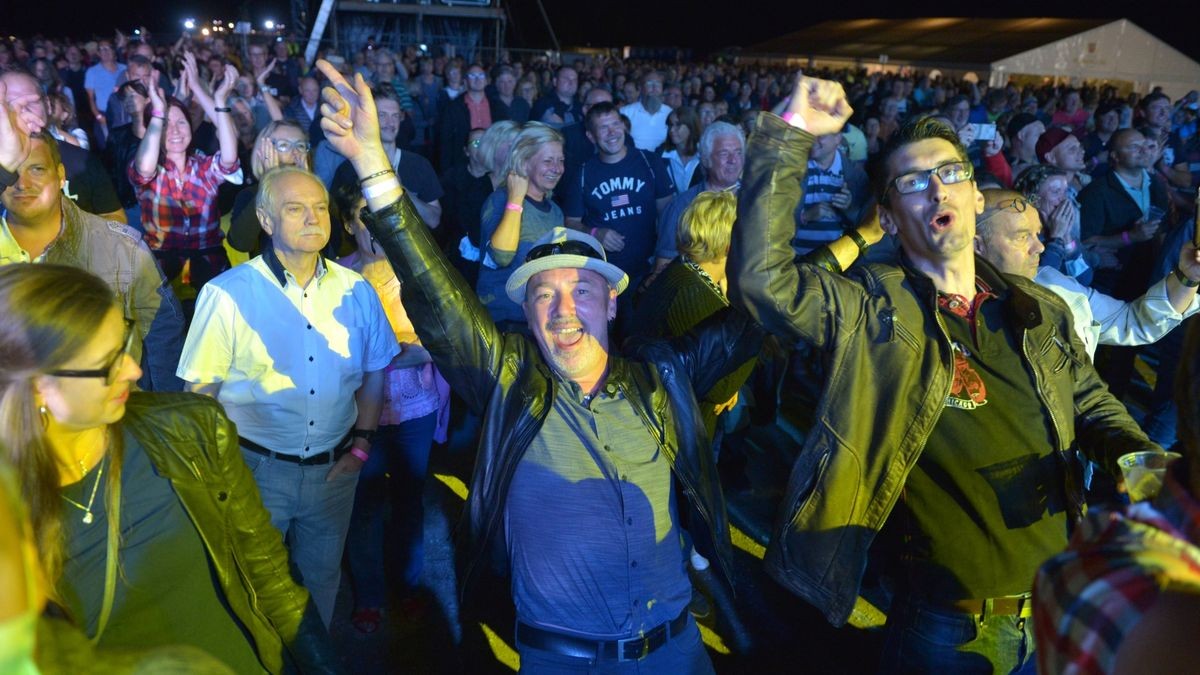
left=989, top=19, right=1200, bottom=98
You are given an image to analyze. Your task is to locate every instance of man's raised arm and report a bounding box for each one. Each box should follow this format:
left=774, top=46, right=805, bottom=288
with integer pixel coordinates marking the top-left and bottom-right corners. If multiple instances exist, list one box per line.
left=728, top=75, right=857, bottom=349
left=314, top=60, right=504, bottom=413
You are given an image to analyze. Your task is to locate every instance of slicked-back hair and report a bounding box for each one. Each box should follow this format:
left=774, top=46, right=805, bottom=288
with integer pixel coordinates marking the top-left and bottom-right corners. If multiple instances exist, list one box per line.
left=869, top=116, right=970, bottom=205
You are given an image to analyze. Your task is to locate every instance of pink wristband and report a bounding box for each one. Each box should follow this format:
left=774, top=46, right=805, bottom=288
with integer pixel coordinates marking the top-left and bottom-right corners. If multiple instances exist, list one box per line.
left=349, top=447, right=370, bottom=463
left=781, top=111, right=808, bottom=131
left=590, top=227, right=599, bottom=237
left=1121, top=230, right=1133, bottom=245
left=505, top=202, right=523, bottom=212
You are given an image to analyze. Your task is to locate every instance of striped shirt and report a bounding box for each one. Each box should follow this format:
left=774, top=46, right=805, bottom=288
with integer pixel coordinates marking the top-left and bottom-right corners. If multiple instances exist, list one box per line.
left=792, top=151, right=848, bottom=256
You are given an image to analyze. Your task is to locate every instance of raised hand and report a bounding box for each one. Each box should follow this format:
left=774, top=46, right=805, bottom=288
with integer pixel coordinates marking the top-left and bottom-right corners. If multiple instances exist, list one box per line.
left=506, top=172, right=529, bottom=201
left=785, top=74, right=853, bottom=137
left=1177, top=241, right=1200, bottom=283
left=256, top=58, right=278, bottom=87
left=0, top=79, right=37, bottom=172
left=315, top=59, right=386, bottom=169
left=214, top=64, right=238, bottom=104
left=146, top=79, right=166, bottom=113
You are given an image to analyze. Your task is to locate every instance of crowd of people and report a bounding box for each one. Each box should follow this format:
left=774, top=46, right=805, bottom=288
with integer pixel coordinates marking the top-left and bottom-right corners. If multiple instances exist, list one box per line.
left=3, top=26, right=1200, bottom=674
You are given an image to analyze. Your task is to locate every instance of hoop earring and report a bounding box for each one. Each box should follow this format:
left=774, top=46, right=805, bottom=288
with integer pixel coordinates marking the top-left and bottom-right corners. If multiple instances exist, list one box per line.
left=39, top=404, right=49, bottom=429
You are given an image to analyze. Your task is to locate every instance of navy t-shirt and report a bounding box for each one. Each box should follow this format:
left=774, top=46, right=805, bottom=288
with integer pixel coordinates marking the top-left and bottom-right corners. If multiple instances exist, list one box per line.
left=564, top=149, right=673, bottom=279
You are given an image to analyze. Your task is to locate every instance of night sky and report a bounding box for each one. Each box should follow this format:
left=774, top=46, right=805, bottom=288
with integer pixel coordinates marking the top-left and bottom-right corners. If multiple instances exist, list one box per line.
left=14, top=0, right=1200, bottom=64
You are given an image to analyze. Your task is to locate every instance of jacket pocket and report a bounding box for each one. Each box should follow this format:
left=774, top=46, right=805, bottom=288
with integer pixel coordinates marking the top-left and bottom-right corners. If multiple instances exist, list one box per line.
left=876, top=308, right=920, bottom=352
left=779, top=429, right=863, bottom=582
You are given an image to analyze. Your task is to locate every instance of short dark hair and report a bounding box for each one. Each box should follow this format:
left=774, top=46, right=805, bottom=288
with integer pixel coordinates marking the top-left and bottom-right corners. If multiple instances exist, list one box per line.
left=585, top=101, right=620, bottom=134
left=1140, top=91, right=1170, bottom=110
left=869, top=116, right=970, bottom=204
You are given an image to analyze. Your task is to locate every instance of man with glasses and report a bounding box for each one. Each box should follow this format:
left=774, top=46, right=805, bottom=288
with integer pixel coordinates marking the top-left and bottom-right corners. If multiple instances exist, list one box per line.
left=313, top=59, right=761, bottom=672
left=439, top=64, right=507, bottom=172
left=620, top=71, right=671, bottom=152
left=730, top=75, right=1157, bottom=672
left=0, top=130, right=185, bottom=391
left=974, top=189, right=1200, bottom=360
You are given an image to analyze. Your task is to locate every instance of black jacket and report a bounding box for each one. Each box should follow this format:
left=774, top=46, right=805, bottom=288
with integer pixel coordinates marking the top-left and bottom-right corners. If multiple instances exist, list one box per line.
left=438, top=93, right=509, bottom=172
left=365, top=194, right=763, bottom=599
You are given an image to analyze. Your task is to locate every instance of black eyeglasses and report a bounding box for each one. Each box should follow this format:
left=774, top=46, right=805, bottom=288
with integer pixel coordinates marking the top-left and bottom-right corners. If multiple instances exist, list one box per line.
left=882, top=160, right=974, bottom=204
left=977, top=197, right=1031, bottom=227
left=524, top=240, right=603, bottom=263
left=47, top=319, right=135, bottom=386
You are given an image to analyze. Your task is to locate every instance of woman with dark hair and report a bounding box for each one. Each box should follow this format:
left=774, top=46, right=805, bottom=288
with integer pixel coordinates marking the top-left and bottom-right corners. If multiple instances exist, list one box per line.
left=0, top=264, right=339, bottom=674
left=130, top=63, right=241, bottom=299
left=1014, top=164, right=1091, bottom=282
left=659, top=106, right=701, bottom=194
left=329, top=179, right=449, bottom=634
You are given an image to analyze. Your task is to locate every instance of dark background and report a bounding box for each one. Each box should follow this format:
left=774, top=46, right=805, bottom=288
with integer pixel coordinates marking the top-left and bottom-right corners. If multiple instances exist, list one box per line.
left=14, top=1, right=1199, bottom=63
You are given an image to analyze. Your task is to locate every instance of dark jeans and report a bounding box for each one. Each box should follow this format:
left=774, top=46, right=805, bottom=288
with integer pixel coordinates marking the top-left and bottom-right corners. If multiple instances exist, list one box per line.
left=345, top=414, right=439, bottom=609
left=152, top=246, right=231, bottom=294
left=880, top=597, right=1036, bottom=675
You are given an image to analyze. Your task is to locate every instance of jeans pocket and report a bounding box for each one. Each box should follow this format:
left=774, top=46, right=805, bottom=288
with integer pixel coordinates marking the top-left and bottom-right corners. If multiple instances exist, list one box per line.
left=240, top=448, right=266, bottom=477
left=905, top=606, right=979, bottom=650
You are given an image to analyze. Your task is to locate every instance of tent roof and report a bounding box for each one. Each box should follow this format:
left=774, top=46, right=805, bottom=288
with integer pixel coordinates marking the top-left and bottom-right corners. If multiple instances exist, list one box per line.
left=746, top=18, right=1112, bottom=67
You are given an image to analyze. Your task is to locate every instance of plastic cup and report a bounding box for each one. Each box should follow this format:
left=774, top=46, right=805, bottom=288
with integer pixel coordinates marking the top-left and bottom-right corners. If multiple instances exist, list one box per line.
left=1117, top=451, right=1181, bottom=502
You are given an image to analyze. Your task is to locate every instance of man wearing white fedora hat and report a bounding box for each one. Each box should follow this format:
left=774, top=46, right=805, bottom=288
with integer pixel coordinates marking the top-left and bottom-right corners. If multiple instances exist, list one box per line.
left=312, top=59, right=762, bottom=673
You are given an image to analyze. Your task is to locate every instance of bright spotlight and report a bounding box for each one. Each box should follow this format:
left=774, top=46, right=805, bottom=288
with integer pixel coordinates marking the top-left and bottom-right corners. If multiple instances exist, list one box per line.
left=183, top=19, right=196, bottom=30
left=201, top=27, right=210, bottom=36
left=264, top=19, right=275, bottom=30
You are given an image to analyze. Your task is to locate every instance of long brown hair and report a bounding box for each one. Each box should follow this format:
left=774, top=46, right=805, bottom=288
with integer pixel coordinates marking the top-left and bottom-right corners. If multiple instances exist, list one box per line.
left=0, top=264, right=124, bottom=602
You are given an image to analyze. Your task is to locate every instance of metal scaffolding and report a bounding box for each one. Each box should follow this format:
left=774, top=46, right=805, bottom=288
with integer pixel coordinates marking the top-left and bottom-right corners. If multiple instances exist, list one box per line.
left=329, top=0, right=506, bottom=62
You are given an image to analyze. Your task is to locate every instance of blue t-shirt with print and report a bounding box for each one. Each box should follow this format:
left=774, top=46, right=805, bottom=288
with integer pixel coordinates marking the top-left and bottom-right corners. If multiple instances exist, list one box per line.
left=564, top=149, right=673, bottom=279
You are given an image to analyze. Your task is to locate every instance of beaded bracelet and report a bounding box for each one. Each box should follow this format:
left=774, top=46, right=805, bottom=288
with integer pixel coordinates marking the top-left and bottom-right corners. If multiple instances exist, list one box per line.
left=359, top=168, right=395, bottom=186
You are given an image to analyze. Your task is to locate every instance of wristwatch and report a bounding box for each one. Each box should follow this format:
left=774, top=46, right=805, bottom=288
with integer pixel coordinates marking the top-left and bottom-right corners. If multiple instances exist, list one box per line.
left=1174, top=266, right=1200, bottom=288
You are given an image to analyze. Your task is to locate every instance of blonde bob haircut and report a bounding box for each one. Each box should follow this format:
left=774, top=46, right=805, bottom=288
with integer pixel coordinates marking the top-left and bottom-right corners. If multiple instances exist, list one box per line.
left=677, top=190, right=737, bottom=263
left=505, top=122, right=564, bottom=178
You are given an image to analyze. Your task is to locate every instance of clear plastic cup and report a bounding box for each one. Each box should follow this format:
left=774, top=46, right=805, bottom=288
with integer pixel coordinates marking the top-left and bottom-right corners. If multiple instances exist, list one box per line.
left=1117, top=451, right=1181, bottom=502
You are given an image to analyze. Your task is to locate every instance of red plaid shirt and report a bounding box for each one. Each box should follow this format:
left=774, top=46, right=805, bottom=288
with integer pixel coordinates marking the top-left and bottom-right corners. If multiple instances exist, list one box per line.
left=1034, top=460, right=1200, bottom=674
left=129, top=151, right=239, bottom=250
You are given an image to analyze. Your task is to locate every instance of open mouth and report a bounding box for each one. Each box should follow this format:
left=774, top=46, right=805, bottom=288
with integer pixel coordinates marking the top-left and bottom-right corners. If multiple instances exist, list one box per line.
left=931, top=212, right=954, bottom=231
left=552, top=326, right=584, bottom=348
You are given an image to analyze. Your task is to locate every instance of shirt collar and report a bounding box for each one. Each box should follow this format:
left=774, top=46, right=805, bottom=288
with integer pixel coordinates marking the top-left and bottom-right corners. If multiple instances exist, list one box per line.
left=262, top=241, right=328, bottom=288
left=0, top=208, right=66, bottom=263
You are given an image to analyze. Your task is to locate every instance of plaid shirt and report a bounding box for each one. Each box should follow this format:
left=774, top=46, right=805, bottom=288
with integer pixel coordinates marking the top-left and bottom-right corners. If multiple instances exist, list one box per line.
left=129, top=151, right=239, bottom=250
left=1034, top=460, right=1200, bottom=674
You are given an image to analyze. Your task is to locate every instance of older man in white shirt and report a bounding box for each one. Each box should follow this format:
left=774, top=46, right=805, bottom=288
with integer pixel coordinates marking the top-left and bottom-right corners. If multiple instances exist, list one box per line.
left=178, top=165, right=397, bottom=627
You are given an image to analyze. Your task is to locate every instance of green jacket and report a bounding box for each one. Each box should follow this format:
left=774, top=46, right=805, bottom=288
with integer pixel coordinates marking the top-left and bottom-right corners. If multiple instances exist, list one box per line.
left=729, top=112, right=1159, bottom=628
left=124, top=392, right=341, bottom=674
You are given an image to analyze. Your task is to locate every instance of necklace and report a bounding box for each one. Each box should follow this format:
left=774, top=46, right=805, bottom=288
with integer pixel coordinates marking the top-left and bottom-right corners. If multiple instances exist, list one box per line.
left=62, top=454, right=105, bottom=525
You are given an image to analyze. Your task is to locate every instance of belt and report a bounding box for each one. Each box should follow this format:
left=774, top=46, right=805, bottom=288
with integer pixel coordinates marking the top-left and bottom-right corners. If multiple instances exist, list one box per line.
left=515, top=608, right=689, bottom=662
left=238, top=433, right=350, bottom=466
left=948, top=594, right=1033, bottom=618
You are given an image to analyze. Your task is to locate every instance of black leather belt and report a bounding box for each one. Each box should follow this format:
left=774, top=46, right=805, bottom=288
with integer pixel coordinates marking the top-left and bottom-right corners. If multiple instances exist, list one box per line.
left=515, top=607, right=689, bottom=662
left=238, top=434, right=350, bottom=466
left=949, top=594, right=1034, bottom=618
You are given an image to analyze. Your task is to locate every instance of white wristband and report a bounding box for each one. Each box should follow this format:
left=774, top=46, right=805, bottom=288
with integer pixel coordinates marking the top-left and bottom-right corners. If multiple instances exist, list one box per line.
left=362, top=177, right=401, bottom=201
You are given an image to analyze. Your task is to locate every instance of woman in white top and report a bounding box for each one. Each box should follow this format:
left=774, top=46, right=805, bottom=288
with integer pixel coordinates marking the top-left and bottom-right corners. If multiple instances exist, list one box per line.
left=659, top=106, right=701, bottom=194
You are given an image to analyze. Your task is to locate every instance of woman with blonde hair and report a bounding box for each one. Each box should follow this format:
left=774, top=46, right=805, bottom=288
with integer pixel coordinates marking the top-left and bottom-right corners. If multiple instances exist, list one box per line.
left=476, top=122, right=565, bottom=329
left=0, top=264, right=338, bottom=674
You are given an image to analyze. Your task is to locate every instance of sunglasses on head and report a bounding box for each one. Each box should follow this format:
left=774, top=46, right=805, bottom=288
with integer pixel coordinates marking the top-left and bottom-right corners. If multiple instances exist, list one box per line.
left=524, top=240, right=602, bottom=263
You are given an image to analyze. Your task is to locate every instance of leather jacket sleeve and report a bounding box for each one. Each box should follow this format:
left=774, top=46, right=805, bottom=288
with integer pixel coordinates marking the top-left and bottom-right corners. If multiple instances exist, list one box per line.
left=729, top=112, right=868, bottom=351
left=663, top=306, right=764, bottom=403
left=211, top=409, right=343, bottom=674
left=364, top=193, right=505, bottom=413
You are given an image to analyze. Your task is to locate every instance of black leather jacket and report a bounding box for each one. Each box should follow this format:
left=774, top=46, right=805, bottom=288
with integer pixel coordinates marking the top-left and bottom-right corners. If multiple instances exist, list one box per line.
left=729, top=112, right=1159, bottom=628
left=365, top=195, right=763, bottom=596
left=125, top=393, right=343, bottom=674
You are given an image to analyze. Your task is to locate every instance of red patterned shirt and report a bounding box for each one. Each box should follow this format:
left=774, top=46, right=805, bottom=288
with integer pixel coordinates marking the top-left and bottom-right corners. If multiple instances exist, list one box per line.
left=1034, top=460, right=1200, bottom=674
left=129, top=151, right=239, bottom=250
